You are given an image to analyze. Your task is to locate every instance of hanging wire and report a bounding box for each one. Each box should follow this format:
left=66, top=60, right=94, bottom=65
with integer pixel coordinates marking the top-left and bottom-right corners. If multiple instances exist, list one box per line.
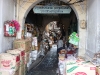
left=66, top=0, right=85, bottom=5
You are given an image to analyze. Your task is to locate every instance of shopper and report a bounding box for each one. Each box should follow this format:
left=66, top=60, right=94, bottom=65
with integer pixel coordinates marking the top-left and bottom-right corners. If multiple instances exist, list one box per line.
left=57, top=36, right=64, bottom=56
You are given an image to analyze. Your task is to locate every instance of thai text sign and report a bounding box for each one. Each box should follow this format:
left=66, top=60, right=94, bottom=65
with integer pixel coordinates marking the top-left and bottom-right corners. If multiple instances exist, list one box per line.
left=33, top=5, right=71, bottom=14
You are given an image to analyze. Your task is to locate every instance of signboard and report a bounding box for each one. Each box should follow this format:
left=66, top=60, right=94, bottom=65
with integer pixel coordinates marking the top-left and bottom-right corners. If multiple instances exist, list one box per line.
left=33, top=5, right=71, bottom=14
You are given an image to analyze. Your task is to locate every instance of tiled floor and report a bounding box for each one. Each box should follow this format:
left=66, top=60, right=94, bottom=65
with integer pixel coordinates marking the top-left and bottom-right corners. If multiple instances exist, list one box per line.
left=27, top=46, right=58, bottom=75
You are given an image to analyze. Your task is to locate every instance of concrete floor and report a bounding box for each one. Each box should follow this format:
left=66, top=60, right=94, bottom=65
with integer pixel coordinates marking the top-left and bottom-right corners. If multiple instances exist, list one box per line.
left=27, top=45, right=58, bottom=75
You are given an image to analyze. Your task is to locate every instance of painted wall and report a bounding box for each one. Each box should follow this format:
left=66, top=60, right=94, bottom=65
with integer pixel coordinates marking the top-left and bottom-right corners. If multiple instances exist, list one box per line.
left=0, top=0, right=15, bottom=53
left=86, top=0, right=100, bottom=60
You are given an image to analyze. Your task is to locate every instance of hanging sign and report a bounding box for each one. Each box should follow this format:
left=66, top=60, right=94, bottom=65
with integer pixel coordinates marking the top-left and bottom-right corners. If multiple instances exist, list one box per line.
left=33, top=5, right=71, bottom=14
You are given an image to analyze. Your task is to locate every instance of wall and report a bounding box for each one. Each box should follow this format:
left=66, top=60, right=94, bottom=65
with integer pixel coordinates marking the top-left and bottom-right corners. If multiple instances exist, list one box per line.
left=0, top=0, right=15, bottom=53
left=86, top=0, right=100, bottom=60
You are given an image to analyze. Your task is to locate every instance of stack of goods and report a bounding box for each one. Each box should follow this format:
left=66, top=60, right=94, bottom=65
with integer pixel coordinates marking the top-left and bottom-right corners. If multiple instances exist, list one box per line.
left=7, top=48, right=25, bottom=75
left=32, top=37, right=38, bottom=50
left=0, top=53, right=20, bottom=75
left=13, top=39, right=31, bottom=75
left=58, top=54, right=96, bottom=75
left=66, top=56, right=96, bottom=75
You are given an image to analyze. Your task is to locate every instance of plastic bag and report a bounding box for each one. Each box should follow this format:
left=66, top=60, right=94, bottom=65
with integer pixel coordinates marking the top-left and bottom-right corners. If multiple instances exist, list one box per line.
left=69, top=32, right=79, bottom=45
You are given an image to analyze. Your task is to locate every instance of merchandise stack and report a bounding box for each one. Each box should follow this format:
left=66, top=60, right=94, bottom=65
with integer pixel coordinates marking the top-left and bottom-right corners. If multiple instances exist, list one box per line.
left=0, top=53, right=20, bottom=75
left=58, top=54, right=97, bottom=75
left=7, top=48, right=25, bottom=75
left=13, top=39, right=31, bottom=75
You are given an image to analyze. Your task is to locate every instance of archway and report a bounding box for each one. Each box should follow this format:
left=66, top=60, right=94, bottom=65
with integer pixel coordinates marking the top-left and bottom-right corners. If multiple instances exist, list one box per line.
left=16, top=0, right=86, bottom=57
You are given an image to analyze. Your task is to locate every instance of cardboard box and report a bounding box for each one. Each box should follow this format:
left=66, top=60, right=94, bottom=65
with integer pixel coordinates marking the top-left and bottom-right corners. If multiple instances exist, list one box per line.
left=17, top=48, right=25, bottom=66
left=24, top=65, right=26, bottom=75
left=0, top=69, right=14, bottom=75
left=96, top=67, right=100, bottom=75
left=14, top=68, right=19, bottom=75
left=7, top=49, right=25, bottom=67
left=19, top=65, right=24, bottom=75
left=66, top=61, right=96, bottom=75
left=7, top=49, right=21, bottom=70
left=25, top=51, right=30, bottom=64
left=0, top=53, right=20, bottom=71
left=13, top=39, right=31, bottom=52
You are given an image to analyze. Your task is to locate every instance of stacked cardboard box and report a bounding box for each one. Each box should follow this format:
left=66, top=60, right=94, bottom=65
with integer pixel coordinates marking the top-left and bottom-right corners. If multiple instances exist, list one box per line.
left=66, top=60, right=96, bottom=75
left=13, top=39, right=32, bottom=75
left=13, top=39, right=31, bottom=52
left=96, top=66, right=100, bottom=75
left=0, top=53, right=20, bottom=75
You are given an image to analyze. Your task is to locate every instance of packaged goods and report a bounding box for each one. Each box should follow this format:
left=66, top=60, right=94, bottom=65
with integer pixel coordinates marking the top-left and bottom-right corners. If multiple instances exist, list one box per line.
left=13, top=39, right=31, bottom=52
left=27, top=58, right=32, bottom=69
left=31, top=50, right=38, bottom=60
left=58, top=60, right=66, bottom=75
left=69, top=32, right=79, bottom=45
left=96, top=67, right=100, bottom=75
left=32, top=37, right=38, bottom=46
left=0, top=69, right=14, bottom=75
left=19, top=65, right=24, bottom=75
left=7, top=48, right=25, bottom=66
left=14, top=68, right=19, bottom=75
left=32, top=45, right=34, bottom=50
left=17, top=48, right=25, bottom=66
left=24, top=65, right=27, bottom=75
left=6, top=50, right=20, bottom=71
left=34, top=46, right=38, bottom=50
left=66, top=60, right=96, bottom=75
left=59, top=54, right=65, bottom=60
left=25, top=51, right=30, bottom=64
left=0, top=53, right=20, bottom=71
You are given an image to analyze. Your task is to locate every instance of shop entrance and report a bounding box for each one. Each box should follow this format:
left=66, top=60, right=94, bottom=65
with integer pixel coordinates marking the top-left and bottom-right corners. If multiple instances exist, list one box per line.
left=23, top=1, right=79, bottom=75
left=24, top=2, right=78, bottom=53
left=16, top=0, right=86, bottom=74
left=17, top=0, right=86, bottom=57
